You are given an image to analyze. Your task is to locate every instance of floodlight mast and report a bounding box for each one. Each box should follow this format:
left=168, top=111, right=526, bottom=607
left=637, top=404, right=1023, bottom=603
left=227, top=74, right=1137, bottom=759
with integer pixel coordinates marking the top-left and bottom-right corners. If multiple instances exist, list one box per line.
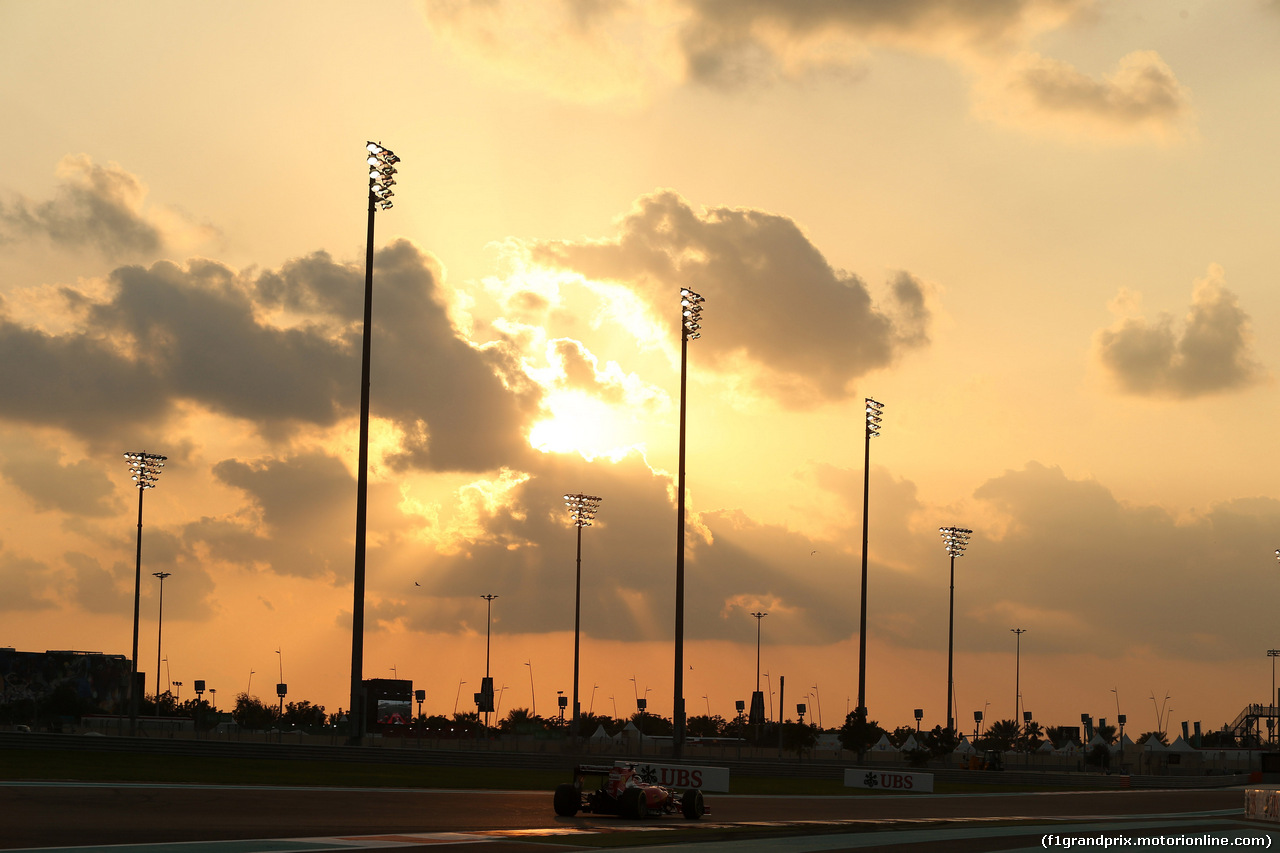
left=939, top=526, right=972, bottom=734
left=675, top=286, right=706, bottom=758
left=856, top=398, right=883, bottom=731
left=564, top=493, right=602, bottom=743
left=124, top=451, right=166, bottom=736
left=673, top=287, right=703, bottom=759
left=349, top=141, right=398, bottom=746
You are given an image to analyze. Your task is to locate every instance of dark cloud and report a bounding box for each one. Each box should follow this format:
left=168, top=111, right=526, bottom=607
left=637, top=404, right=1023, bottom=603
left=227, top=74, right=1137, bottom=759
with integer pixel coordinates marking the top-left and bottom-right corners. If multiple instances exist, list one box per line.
left=0, top=439, right=120, bottom=517
left=1096, top=270, right=1266, bottom=398
left=0, top=546, right=56, bottom=612
left=0, top=305, right=170, bottom=440
left=531, top=191, right=930, bottom=407
left=94, top=258, right=350, bottom=432
left=364, top=452, right=931, bottom=649
left=64, top=552, right=132, bottom=615
left=196, top=451, right=357, bottom=580
left=0, top=155, right=163, bottom=256
left=374, top=451, right=682, bottom=638
left=964, top=462, right=1279, bottom=661
left=348, top=241, right=542, bottom=472
left=179, top=436, right=1280, bottom=667
left=0, top=242, right=540, bottom=470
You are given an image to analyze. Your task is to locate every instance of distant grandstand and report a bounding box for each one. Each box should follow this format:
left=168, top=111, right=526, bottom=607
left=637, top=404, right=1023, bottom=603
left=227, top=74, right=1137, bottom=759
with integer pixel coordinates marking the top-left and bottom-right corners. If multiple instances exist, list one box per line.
left=1, top=647, right=133, bottom=725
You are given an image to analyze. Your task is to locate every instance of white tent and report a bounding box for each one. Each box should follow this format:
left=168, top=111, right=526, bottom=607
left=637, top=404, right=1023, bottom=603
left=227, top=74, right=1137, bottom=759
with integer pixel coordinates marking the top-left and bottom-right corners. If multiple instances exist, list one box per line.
left=589, top=724, right=611, bottom=741
left=870, top=733, right=897, bottom=752
left=953, top=736, right=976, bottom=755
left=1142, top=736, right=1167, bottom=752
left=1087, top=733, right=1109, bottom=748
left=1166, top=736, right=1198, bottom=753
left=1053, top=742, right=1079, bottom=757
left=1110, top=733, right=1136, bottom=754
left=1035, top=739, right=1056, bottom=754
left=899, top=734, right=921, bottom=752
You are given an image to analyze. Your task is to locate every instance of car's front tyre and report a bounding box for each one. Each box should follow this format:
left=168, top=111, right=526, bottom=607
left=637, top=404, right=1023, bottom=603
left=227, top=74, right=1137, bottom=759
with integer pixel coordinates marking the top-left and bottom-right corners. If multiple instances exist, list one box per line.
left=621, top=788, right=647, bottom=819
left=681, top=789, right=705, bottom=819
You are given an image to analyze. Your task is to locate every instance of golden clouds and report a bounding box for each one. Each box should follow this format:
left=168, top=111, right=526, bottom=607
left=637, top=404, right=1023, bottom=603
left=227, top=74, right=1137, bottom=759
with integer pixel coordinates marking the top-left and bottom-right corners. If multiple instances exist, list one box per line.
left=0, top=155, right=218, bottom=257
left=1096, top=264, right=1267, bottom=398
left=975, top=50, right=1192, bottom=141
left=419, top=0, right=1191, bottom=140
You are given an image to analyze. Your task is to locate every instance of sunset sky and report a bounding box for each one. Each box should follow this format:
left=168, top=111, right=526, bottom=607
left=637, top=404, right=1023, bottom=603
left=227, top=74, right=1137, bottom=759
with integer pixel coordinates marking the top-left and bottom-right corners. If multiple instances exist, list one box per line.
left=4, top=0, right=1280, bottom=737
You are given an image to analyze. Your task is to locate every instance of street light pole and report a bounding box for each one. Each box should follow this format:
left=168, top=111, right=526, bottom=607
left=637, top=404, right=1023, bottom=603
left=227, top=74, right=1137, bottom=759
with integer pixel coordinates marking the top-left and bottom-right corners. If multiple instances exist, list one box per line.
left=1011, top=628, right=1026, bottom=728
left=751, top=612, right=767, bottom=694
left=525, top=660, right=535, bottom=718
left=857, top=398, right=882, bottom=727
left=674, top=286, right=704, bottom=759
left=1269, top=649, right=1280, bottom=745
left=750, top=611, right=766, bottom=739
left=564, top=493, right=602, bottom=743
left=349, top=140, right=399, bottom=746
left=125, top=451, right=166, bottom=736
left=939, top=526, right=972, bottom=734
left=152, top=571, right=172, bottom=707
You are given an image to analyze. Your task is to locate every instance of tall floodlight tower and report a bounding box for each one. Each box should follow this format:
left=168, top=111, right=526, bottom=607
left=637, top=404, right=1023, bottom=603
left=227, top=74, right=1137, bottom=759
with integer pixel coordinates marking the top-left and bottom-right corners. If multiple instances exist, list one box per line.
left=125, top=451, right=166, bottom=736
left=856, top=398, right=883, bottom=725
left=564, top=493, right=602, bottom=742
left=349, top=141, right=399, bottom=745
left=673, top=287, right=704, bottom=758
left=939, top=526, right=972, bottom=733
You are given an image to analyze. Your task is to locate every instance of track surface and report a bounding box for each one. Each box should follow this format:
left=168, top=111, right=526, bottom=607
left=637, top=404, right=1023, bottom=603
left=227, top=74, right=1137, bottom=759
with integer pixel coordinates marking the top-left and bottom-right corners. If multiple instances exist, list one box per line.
left=0, top=782, right=1245, bottom=850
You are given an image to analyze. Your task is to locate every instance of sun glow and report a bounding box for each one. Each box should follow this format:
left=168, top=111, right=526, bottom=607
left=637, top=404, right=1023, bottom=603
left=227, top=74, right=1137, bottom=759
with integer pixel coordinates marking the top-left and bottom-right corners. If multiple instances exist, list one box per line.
left=528, top=391, right=644, bottom=461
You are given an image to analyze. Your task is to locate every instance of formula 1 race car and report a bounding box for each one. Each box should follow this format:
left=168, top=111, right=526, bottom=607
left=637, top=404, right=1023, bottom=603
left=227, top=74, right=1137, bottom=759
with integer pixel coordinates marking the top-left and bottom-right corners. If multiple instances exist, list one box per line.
left=553, top=764, right=707, bottom=819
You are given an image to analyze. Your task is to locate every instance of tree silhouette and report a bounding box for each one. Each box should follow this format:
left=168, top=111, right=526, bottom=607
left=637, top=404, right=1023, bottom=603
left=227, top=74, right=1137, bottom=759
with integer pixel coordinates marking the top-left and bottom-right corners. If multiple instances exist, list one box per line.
left=980, top=719, right=1020, bottom=751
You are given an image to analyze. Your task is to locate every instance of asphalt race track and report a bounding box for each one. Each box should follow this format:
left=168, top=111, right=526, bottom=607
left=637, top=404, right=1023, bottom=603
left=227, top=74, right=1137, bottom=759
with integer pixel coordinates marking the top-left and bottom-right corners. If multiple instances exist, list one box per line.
left=0, top=781, right=1256, bottom=852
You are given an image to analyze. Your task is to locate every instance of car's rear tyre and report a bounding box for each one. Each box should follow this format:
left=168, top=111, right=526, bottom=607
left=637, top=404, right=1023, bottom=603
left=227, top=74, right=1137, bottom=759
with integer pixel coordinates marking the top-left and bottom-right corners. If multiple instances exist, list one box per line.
left=681, top=789, right=705, bottom=819
left=621, top=788, right=647, bottom=819
left=553, top=783, right=580, bottom=816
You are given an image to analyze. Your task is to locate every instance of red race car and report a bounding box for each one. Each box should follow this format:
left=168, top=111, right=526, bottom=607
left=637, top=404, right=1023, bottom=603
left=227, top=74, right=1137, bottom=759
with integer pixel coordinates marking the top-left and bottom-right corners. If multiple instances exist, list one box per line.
left=554, top=763, right=707, bottom=819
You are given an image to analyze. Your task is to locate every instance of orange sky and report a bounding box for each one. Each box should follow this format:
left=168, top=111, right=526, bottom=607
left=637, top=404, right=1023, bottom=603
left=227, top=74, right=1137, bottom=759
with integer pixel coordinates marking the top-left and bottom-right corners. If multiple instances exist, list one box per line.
left=3, top=0, right=1280, bottom=737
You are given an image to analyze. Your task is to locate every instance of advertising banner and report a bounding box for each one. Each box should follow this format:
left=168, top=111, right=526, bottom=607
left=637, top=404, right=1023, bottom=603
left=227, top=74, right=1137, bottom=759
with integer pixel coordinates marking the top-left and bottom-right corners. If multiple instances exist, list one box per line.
left=843, top=768, right=934, bottom=793
left=620, top=762, right=731, bottom=792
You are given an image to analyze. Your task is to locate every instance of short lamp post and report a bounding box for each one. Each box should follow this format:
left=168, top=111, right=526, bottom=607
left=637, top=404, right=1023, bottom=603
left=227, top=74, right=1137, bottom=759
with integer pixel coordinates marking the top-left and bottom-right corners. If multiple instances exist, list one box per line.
left=564, top=493, right=601, bottom=742
left=1011, top=628, right=1026, bottom=728
left=480, top=594, right=498, bottom=727
left=153, top=570, right=172, bottom=707
left=1269, top=648, right=1280, bottom=745
left=348, top=140, right=399, bottom=746
left=673, top=286, right=704, bottom=759
left=750, top=611, right=767, bottom=740
left=194, top=680, right=205, bottom=734
left=125, top=451, right=166, bottom=736
left=939, top=526, right=972, bottom=734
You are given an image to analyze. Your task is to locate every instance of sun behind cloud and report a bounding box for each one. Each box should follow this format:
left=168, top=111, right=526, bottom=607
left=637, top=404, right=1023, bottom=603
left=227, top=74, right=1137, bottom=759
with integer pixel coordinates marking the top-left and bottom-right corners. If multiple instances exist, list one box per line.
left=528, top=389, right=647, bottom=461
